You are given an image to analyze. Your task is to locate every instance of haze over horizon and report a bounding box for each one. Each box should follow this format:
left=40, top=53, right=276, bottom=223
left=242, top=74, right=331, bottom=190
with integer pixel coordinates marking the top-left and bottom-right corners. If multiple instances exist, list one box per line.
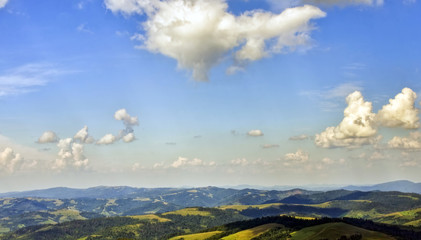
left=1, top=0, right=421, bottom=192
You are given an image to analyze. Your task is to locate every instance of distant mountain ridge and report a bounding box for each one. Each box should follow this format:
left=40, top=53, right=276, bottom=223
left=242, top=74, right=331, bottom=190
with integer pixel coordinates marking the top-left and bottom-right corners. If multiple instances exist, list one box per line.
left=1, top=180, right=420, bottom=199
left=343, top=180, right=421, bottom=194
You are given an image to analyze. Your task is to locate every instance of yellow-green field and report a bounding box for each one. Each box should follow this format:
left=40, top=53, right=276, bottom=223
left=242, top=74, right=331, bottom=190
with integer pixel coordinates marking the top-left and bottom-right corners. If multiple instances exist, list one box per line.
left=163, top=208, right=211, bottom=216
left=221, top=223, right=283, bottom=240
left=290, top=222, right=395, bottom=240
left=169, top=230, right=222, bottom=240
left=218, top=203, right=284, bottom=211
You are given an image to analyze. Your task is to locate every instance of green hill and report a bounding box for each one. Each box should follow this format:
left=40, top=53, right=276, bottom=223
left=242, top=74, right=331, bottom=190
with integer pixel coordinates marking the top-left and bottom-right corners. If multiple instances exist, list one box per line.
left=290, top=222, right=395, bottom=240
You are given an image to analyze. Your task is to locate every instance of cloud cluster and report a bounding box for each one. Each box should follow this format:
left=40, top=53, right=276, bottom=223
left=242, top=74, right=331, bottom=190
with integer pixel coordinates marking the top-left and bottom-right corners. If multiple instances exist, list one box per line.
left=0, top=147, right=23, bottom=173
left=315, top=88, right=420, bottom=148
left=37, top=131, right=59, bottom=143
left=53, top=138, right=89, bottom=171
left=388, top=131, right=421, bottom=150
left=105, top=0, right=326, bottom=81
left=284, top=149, right=309, bottom=166
left=0, top=0, right=8, bottom=8
left=268, top=0, right=383, bottom=11
left=377, top=88, right=419, bottom=129
left=247, top=129, right=264, bottom=137
left=97, top=108, right=138, bottom=145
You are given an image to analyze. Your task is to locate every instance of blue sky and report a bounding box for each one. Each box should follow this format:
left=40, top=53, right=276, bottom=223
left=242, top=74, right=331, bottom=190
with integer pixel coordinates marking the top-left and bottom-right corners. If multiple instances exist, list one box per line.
left=0, top=0, right=421, bottom=191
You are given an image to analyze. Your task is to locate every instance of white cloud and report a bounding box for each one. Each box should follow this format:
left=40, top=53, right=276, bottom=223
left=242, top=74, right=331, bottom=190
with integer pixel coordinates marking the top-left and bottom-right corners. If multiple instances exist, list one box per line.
left=321, top=157, right=334, bottom=164
left=369, top=151, right=385, bottom=160
left=388, top=131, right=421, bottom=150
left=231, top=158, right=249, bottom=166
left=247, top=129, right=264, bottom=137
left=114, top=108, right=139, bottom=126
left=0, top=63, right=66, bottom=97
left=171, top=157, right=210, bottom=168
left=96, top=134, right=117, bottom=145
left=315, top=91, right=378, bottom=148
left=377, top=88, right=420, bottom=129
left=105, top=0, right=326, bottom=81
left=284, top=149, right=308, bottom=166
left=114, top=108, right=139, bottom=143
left=37, top=131, right=59, bottom=143
left=53, top=138, right=89, bottom=171
left=122, top=132, right=135, bottom=143
left=400, top=160, right=418, bottom=167
left=267, top=0, right=383, bottom=11
left=0, top=0, right=8, bottom=8
left=74, top=126, right=94, bottom=144
left=0, top=147, right=22, bottom=173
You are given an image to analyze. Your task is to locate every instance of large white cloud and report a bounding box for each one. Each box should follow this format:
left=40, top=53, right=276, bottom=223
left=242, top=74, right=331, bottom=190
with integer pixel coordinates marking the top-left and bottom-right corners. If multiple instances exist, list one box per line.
left=0, top=147, right=22, bottom=173
left=0, top=0, right=8, bottom=8
left=53, top=138, right=88, bottom=170
left=315, top=91, right=378, bottom=148
left=105, top=0, right=326, bottom=81
left=388, top=131, right=421, bottom=150
left=37, top=131, right=59, bottom=143
left=377, top=88, right=420, bottom=129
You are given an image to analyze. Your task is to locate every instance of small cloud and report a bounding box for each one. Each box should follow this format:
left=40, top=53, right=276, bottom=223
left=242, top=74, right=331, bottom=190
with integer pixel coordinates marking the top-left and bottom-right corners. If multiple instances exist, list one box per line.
left=268, top=0, right=383, bottom=11
left=284, top=149, right=309, bottom=166
left=193, top=135, right=202, bottom=139
left=170, top=157, right=211, bottom=168
left=37, top=131, right=59, bottom=143
left=261, top=144, right=279, bottom=149
left=321, top=157, right=334, bottom=165
left=73, top=126, right=94, bottom=144
left=289, top=134, right=310, bottom=141
left=231, top=158, right=249, bottom=166
left=165, top=142, right=176, bottom=145
left=400, top=160, right=418, bottom=167
left=132, top=163, right=144, bottom=171
left=247, top=129, right=264, bottom=137
left=76, top=23, right=93, bottom=34
left=122, top=132, right=135, bottom=143
left=96, top=134, right=117, bottom=145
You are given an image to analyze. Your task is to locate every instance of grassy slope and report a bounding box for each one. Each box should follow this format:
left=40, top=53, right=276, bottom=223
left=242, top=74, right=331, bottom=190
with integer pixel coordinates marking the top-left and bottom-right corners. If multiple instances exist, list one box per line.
left=290, top=222, right=395, bottom=240
left=221, top=223, right=283, bottom=240
left=169, top=231, right=223, bottom=240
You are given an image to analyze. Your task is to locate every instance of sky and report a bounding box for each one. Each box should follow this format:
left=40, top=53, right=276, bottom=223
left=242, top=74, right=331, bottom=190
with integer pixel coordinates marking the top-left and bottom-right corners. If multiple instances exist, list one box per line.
left=1, top=0, right=421, bottom=192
